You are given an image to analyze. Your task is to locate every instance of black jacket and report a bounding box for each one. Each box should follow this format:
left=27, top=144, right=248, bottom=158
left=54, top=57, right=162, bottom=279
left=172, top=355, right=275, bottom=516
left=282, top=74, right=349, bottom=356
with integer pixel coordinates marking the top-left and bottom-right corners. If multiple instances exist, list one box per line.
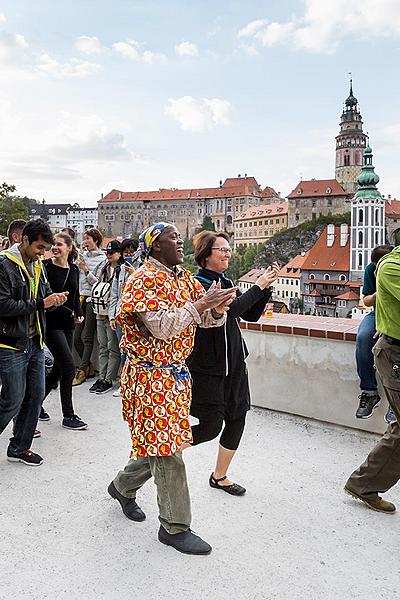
left=0, top=254, right=52, bottom=351
left=186, top=268, right=271, bottom=377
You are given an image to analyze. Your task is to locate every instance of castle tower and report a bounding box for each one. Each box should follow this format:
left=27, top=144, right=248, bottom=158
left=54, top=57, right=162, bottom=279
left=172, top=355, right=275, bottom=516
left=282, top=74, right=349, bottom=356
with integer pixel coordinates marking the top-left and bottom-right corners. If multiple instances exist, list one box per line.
left=350, top=145, right=385, bottom=281
left=335, top=80, right=368, bottom=194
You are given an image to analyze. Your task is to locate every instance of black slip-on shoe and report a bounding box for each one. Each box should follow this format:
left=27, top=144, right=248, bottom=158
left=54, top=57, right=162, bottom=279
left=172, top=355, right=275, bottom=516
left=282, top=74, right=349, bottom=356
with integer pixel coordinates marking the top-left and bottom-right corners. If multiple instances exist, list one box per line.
left=158, top=526, right=212, bottom=555
left=107, top=481, right=146, bottom=521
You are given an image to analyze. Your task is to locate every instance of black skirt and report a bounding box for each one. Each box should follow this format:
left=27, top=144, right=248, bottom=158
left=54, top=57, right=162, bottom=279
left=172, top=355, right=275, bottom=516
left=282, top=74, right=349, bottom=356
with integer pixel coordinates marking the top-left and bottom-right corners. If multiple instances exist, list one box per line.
left=190, top=362, right=251, bottom=421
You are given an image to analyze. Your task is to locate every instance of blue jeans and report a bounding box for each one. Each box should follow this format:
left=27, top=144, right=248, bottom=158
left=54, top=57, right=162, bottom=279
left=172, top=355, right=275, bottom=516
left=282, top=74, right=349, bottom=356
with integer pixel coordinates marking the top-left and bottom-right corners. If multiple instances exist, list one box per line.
left=355, top=311, right=377, bottom=392
left=0, top=338, right=45, bottom=453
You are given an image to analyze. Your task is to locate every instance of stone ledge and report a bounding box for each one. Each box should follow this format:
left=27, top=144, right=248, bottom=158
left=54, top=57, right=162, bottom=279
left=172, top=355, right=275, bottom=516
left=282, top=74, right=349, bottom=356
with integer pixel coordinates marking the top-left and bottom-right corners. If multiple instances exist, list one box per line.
left=240, top=313, right=360, bottom=342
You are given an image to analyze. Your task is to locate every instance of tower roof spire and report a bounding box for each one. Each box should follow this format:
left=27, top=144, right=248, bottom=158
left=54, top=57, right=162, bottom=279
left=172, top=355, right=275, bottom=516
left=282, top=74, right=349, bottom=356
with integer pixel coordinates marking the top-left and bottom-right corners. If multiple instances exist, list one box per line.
left=345, top=78, right=358, bottom=109
left=354, top=144, right=381, bottom=199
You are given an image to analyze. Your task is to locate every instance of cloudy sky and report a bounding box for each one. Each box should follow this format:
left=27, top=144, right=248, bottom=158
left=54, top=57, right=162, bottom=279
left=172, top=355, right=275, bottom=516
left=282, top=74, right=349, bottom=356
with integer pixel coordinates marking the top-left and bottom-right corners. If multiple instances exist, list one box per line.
left=1, top=0, right=399, bottom=206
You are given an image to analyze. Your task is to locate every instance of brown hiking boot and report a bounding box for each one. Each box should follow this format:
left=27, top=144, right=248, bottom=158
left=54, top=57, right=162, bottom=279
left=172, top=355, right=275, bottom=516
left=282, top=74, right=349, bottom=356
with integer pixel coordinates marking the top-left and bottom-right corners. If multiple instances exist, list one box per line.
left=344, top=485, right=396, bottom=514
left=72, top=368, right=86, bottom=386
left=87, top=363, right=96, bottom=379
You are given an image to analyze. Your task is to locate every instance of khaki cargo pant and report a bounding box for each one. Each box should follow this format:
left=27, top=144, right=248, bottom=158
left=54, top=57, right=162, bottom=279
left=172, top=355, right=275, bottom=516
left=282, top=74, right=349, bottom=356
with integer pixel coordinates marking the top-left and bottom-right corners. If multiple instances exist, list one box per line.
left=113, top=451, right=192, bottom=534
left=347, top=335, right=400, bottom=501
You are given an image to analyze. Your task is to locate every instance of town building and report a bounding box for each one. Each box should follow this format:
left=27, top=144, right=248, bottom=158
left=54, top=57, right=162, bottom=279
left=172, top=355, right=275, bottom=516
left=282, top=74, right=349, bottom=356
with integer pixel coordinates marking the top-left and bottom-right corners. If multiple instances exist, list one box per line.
left=335, top=80, right=368, bottom=194
left=384, top=197, right=400, bottom=245
left=301, top=224, right=361, bottom=317
left=287, top=179, right=349, bottom=228
left=350, top=145, right=385, bottom=281
left=66, top=204, right=98, bottom=242
left=274, top=252, right=309, bottom=310
left=286, top=81, right=368, bottom=228
left=29, top=200, right=98, bottom=242
left=233, top=202, right=288, bottom=249
left=97, top=176, right=281, bottom=239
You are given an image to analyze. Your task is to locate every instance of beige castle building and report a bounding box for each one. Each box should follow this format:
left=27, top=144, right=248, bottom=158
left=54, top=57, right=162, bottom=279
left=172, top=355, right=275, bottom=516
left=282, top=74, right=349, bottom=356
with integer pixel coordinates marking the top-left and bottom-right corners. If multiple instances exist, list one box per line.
left=98, top=176, right=281, bottom=239
left=234, top=202, right=288, bottom=249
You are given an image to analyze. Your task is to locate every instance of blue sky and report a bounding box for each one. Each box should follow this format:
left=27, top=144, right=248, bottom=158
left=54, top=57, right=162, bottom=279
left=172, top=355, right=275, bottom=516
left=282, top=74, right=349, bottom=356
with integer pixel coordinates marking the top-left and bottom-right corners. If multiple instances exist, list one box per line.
left=0, top=0, right=399, bottom=206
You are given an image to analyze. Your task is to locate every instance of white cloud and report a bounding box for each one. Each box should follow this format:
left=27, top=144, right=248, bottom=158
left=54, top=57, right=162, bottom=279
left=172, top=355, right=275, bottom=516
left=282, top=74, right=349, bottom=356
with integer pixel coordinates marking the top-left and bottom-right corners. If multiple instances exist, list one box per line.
left=74, top=35, right=103, bottom=55
left=238, top=0, right=400, bottom=53
left=36, top=53, right=100, bottom=78
left=165, top=96, right=232, bottom=132
left=112, top=40, right=139, bottom=61
left=112, top=40, right=167, bottom=64
left=142, top=50, right=167, bottom=64
left=237, top=18, right=269, bottom=39
left=0, top=13, right=6, bottom=24
left=175, top=41, right=199, bottom=57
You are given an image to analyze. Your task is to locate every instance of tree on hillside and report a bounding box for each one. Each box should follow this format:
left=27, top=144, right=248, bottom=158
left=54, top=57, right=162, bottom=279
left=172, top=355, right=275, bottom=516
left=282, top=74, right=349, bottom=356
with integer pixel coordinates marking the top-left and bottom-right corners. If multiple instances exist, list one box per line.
left=0, top=182, right=31, bottom=236
left=198, top=216, right=215, bottom=232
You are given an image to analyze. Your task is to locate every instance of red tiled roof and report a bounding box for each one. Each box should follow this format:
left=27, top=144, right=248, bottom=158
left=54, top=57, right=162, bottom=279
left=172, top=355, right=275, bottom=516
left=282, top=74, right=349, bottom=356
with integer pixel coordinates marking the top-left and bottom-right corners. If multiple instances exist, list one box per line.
left=287, top=179, right=347, bottom=199
left=335, top=290, right=360, bottom=301
left=278, top=251, right=309, bottom=278
left=309, top=289, right=322, bottom=297
left=239, top=268, right=265, bottom=283
left=100, top=176, right=270, bottom=204
left=237, top=202, right=288, bottom=220
left=385, top=198, right=400, bottom=218
left=301, top=226, right=350, bottom=271
left=261, top=186, right=279, bottom=198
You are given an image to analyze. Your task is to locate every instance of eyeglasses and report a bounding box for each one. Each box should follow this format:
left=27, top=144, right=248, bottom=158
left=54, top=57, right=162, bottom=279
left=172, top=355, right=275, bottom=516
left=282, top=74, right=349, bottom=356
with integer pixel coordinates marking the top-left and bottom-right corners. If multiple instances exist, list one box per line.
left=212, top=247, right=232, bottom=255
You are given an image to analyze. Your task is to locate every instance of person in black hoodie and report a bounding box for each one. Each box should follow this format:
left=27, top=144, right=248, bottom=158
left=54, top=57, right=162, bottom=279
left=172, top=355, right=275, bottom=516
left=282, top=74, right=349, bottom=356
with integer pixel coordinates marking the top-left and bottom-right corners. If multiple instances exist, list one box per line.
left=40, top=233, right=87, bottom=430
left=187, top=231, right=279, bottom=495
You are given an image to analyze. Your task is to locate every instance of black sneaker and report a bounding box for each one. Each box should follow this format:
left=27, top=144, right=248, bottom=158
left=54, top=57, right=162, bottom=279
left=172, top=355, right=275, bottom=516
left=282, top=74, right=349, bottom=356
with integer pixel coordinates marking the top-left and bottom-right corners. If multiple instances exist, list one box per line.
left=384, top=408, right=397, bottom=424
left=96, top=380, right=113, bottom=394
left=39, top=408, right=50, bottom=421
left=107, top=481, right=146, bottom=521
left=356, top=392, right=381, bottom=419
left=62, top=415, right=88, bottom=430
left=89, top=379, right=103, bottom=393
left=158, top=526, right=212, bottom=555
left=7, top=449, right=44, bottom=466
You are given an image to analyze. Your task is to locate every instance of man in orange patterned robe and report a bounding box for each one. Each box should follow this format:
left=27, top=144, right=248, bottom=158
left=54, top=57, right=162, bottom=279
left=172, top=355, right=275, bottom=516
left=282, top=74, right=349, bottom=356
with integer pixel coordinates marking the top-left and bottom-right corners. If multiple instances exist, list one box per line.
left=107, top=223, right=236, bottom=555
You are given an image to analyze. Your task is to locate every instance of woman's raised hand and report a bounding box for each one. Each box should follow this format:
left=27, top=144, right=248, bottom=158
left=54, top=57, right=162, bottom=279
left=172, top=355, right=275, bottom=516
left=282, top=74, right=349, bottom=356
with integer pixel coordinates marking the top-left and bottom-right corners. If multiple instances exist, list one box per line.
left=255, top=262, right=280, bottom=289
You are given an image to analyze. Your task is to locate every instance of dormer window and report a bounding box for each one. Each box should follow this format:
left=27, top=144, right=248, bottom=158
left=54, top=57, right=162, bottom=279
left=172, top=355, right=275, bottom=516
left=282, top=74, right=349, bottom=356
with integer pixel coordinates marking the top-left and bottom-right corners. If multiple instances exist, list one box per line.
left=297, top=188, right=303, bottom=195
left=326, top=187, right=332, bottom=194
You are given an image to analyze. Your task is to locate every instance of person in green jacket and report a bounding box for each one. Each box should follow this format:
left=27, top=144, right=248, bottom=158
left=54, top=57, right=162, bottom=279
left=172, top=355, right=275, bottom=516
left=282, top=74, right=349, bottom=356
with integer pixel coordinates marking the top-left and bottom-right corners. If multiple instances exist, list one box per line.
left=345, top=245, right=400, bottom=513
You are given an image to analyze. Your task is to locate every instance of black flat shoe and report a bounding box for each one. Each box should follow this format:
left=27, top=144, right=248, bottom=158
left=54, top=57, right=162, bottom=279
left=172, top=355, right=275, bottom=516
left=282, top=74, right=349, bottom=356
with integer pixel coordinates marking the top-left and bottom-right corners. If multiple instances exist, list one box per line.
left=158, top=526, right=212, bottom=555
left=107, top=481, right=146, bottom=521
left=209, top=473, right=246, bottom=496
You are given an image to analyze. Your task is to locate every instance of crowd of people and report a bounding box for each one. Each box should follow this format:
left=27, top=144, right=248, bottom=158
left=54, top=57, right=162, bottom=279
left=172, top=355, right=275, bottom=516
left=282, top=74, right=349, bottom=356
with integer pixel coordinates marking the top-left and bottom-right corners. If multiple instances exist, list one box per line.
left=0, top=216, right=400, bottom=555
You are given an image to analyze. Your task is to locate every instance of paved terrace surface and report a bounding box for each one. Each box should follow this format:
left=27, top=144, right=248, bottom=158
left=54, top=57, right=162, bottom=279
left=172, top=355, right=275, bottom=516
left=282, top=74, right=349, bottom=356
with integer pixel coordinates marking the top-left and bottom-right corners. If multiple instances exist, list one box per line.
left=0, top=381, right=398, bottom=600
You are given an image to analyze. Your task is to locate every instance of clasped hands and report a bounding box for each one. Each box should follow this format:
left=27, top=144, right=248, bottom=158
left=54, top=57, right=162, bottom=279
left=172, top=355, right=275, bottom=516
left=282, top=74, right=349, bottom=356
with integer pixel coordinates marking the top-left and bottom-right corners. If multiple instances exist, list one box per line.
left=195, top=281, right=237, bottom=317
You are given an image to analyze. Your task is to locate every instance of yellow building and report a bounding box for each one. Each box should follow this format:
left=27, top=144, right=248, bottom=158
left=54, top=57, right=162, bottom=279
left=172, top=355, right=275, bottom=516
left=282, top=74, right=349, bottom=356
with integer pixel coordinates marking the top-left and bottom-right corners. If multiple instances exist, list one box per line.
left=234, top=202, right=288, bottom=249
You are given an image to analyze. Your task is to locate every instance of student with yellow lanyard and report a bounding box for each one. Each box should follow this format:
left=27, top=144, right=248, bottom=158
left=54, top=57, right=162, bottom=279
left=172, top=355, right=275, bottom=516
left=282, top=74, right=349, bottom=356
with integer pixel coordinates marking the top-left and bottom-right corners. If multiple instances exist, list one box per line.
left=0, top=219, right=68, bottom=466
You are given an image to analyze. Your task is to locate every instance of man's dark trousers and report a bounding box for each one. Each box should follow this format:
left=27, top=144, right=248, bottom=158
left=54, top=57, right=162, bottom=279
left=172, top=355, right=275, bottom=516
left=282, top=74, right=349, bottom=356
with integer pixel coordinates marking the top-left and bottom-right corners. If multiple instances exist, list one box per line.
left=0, top=337, right=45, bottom=454
left=347, top=335, right=400, bottom=500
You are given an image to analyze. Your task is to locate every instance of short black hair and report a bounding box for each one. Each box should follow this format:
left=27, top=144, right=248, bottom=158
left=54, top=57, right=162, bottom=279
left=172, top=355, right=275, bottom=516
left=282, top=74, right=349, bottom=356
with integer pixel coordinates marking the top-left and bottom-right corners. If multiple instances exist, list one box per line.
left=371, top=244, right=394, bottom=264
left=121, top=238, right=139, bottom=254
left=22, top=218, right=53, bottom=245
left=7, top=219, right=27, bottom=243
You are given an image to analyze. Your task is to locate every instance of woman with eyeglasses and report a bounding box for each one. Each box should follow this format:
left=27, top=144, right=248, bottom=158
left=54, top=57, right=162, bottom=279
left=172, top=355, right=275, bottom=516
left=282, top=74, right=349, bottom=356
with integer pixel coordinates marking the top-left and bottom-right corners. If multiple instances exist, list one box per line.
left=187, top=231, right=279, bottom=495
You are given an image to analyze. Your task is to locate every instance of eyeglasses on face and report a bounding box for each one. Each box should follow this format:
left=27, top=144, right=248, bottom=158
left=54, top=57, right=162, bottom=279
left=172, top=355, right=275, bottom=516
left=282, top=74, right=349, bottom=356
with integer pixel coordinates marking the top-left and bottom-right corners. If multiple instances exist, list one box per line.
left=211, top=247, right=232, bottom=255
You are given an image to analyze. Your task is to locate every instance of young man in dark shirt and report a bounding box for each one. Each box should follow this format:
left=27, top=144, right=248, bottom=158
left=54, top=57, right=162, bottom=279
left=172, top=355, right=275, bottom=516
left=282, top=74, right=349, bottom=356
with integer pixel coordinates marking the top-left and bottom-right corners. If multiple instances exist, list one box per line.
left=355, top=245, right=394, bottom=422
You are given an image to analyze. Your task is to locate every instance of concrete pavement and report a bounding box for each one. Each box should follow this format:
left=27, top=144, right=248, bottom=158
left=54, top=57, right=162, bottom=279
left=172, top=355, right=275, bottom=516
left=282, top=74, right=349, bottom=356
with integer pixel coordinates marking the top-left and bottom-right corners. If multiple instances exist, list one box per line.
left=0, top=381, right=398, bottom=600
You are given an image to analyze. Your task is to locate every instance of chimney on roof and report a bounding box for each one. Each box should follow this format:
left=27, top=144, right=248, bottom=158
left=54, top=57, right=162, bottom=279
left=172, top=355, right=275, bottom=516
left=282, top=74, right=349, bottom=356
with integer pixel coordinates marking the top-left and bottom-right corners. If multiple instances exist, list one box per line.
left=327, top=223, right=335, bottom=247
left=238, top=174, right=241, bottom=178
left=101, top=193, right=103, bottom=199
left=244, top=173, right=247, bottom=178
left=388, top=194, right=392, bottom=199
left=219, top=180, right=222, bottom=188
left=340, top=223, right=349, bottom=247
left=118, top=191, right=122, bottom=200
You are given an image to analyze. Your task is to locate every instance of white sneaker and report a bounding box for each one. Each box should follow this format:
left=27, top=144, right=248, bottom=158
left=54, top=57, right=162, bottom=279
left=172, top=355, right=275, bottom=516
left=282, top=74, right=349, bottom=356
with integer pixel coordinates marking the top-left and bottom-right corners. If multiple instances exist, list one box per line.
left=113, top=387, right=122, bottom=397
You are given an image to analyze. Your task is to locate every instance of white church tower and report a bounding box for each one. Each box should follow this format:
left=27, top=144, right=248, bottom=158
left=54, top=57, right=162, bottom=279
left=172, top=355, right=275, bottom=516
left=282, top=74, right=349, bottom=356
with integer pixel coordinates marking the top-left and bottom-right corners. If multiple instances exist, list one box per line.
left=350, top=145, right=385, bottom=281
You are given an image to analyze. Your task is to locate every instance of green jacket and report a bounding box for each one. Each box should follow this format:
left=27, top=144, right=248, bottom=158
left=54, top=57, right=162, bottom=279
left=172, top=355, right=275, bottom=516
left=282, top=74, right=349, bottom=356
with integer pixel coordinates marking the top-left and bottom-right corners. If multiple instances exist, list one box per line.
left=376, top=246, right=400, bottom=339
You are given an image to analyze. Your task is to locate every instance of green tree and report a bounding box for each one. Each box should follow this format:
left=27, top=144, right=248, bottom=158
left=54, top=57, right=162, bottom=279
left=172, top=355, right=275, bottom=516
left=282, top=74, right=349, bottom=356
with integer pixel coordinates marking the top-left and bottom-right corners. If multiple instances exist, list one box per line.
left=0, top=182, right=30, bottom=236
left=198, top=216, right=215, bottom=232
